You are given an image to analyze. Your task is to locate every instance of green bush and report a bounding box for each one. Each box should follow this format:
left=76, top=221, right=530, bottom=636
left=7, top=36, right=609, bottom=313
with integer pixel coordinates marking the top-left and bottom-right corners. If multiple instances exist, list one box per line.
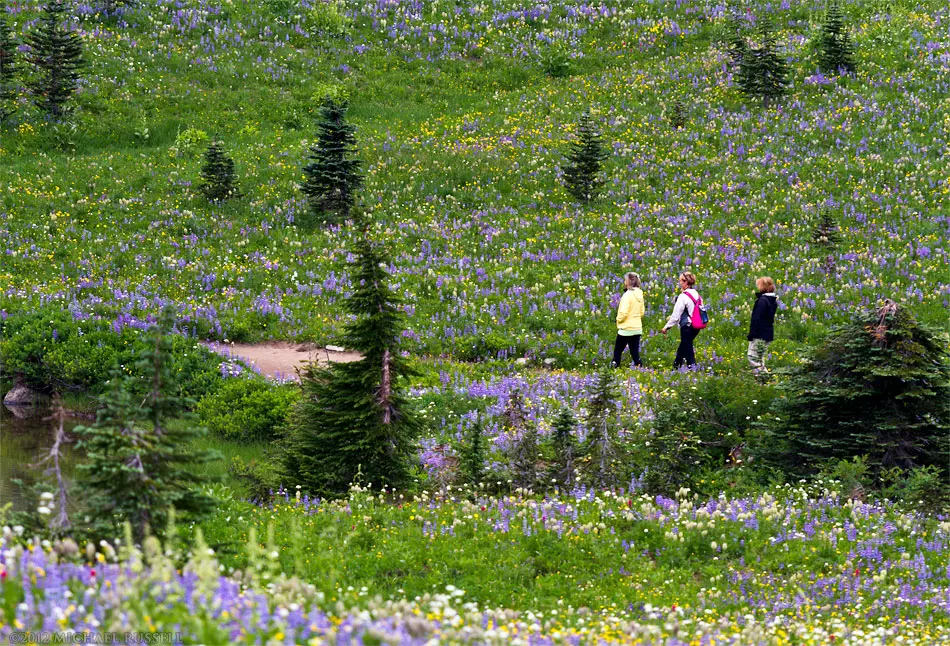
left=540, top=46, right=572, bottom=78
left=198, top=378, right=298, bottom=443
left=169, top=126, right=208, bottom=158
left=637, top=374, right=777, bottom=494
left=0, top=308, right=224, bottom=399
left=691, top=463, right=782, bottom=499
left=818, top=455, right=871, bottom=501
left=0, top=309, right=132, bottom=392
left=306, top=1, right=350, bottom=36
left=227, top=456, right=282, bottom=502
left=161, top=335, right=226, bottom=401
left=880, top=465, right=950, bottom=515
left=1, top=308, right=80, bottom=391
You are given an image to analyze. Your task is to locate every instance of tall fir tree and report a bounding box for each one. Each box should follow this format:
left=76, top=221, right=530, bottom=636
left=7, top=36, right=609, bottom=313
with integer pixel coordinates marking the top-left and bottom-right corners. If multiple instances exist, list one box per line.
left=75, top=306, right=219, bottom=541
left=563, top=110, right=608, bottom=204
left=0, top=2, right=17, bottom=123
left=817, top=0, right=856, bottom=75
left=735, top=36, right=757, bottom=98
left=199, top=139, right=241, bottom=202
left=301, top=98, right=363, bottom=228
left=26, top=0, right=85, bottom=118
left=460, top=414, right=486, bottom=487
left=581, top=365, right=621, bottom=488
left=753, top=21, right=789, bottom=106
left=754, top=301, right=950, bottom=479
left=283, top=232, right=420, bottom=496
left=734, top=19, right=789, bottom=107
left=549, top=406, right=577, bottom=488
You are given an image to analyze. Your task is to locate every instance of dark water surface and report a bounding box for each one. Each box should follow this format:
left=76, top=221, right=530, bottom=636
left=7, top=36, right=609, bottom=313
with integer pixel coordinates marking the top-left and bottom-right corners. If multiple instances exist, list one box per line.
left=0, top=404, right=82, bottom=512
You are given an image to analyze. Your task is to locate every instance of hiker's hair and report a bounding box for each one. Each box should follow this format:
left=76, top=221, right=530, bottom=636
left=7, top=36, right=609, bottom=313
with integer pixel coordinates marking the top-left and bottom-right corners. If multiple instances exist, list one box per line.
left=680, top=272, right=696, bottom=288
left=625, top=272, right=641, bottom=288
left=756, top=276, right=775, bottom=293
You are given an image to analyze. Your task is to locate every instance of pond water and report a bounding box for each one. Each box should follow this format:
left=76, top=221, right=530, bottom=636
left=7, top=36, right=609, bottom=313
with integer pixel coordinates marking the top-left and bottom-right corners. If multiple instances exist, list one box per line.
left=0, top=404, right=82, bottom=512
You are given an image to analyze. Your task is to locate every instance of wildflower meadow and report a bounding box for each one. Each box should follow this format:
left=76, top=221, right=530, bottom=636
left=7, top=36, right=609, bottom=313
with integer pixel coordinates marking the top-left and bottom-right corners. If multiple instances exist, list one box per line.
left=1, top=0, right=948, bottom=644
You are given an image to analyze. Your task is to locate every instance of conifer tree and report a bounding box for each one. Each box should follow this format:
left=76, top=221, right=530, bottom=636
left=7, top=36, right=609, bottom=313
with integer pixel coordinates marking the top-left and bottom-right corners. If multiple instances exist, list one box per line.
left=734, top=19, right=789, bottom=107
left=0, top=2, right=17, bottom=123
left=754, top=21, right=789, bottom=106
left=755, top=301, right=950, bottom=479
left=668, top=96, right=688, bottom=130
left=460, top=414, right=486, bottom=487
left=283, top=232, right=420, bottom=496
left=301, top=98, right=363, bottom=228
left=818, top=0, right=856, bottom=75
left=735, top=37, right=757, bottom=98
left=812, top=208, right=840, bottom=274
left=811, top=208, right=841, bottom=249
left=581, top=366, right=621, bottom=488
left=198, top=140, right=241, bottom=202
left=26, top=0, right=85, bottom=118
left=505, top=389, right=540, bottom=490
left=563, top=110, right=608, bottom=204
left=549, top=406, right=577, bottom=488
left=726, top=20, right=749, bottom=66
left=75, top=306, right=219, bottom=541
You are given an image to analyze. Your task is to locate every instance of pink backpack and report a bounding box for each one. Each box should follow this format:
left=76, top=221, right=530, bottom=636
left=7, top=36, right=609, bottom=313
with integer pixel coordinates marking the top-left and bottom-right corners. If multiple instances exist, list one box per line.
left=684, top=291, right=708, bottom=330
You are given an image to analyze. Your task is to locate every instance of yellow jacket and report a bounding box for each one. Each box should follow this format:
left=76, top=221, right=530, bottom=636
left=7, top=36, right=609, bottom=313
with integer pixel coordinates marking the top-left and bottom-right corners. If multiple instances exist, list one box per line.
left=616, top=288, right=645, bottom=331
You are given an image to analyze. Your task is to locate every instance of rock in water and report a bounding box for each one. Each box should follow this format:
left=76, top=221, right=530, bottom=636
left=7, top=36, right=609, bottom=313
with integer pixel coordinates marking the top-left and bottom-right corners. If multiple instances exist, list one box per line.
left=3, top=383, right=45, bottom=407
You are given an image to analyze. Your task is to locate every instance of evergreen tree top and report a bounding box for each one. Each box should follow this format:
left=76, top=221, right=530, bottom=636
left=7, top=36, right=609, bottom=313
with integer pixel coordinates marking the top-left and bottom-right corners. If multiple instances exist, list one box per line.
left=342, top=233, right=407, bottom=361
left=818, top=0, right=856, bottom=74
left=586, top=365, right=618, bottom=421
left=315, top=98, right=357, bottom=138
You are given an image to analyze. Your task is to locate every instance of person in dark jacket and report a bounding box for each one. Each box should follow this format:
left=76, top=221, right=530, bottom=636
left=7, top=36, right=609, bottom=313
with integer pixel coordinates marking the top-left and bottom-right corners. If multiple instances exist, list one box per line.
left=747, top=276, right=778, bottom=375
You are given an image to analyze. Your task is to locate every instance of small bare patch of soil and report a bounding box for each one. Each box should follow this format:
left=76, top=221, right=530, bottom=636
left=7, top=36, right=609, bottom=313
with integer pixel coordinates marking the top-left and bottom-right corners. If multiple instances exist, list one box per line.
left=202, top=342, right=361, bottom=381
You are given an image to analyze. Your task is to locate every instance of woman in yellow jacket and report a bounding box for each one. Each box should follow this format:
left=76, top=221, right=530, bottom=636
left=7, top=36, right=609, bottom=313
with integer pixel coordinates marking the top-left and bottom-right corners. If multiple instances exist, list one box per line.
left=612, top=272, right=645, bottom=367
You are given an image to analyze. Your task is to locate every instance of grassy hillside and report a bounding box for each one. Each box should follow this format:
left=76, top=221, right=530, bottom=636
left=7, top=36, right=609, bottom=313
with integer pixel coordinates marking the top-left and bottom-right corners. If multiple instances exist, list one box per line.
left=1, top=0, right=947, bottom=369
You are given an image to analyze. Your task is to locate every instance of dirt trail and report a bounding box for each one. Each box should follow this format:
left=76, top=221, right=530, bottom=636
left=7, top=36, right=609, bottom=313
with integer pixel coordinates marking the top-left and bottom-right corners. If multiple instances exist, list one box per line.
left=202, top=342, right=361, bottom=381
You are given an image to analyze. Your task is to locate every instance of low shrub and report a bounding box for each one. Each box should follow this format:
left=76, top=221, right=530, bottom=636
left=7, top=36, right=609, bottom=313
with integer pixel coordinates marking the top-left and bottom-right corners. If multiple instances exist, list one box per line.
left=817, top=455, right=872, bottom=501
left=307, top=1, right=350, bottom=36
left=1, top=308, right=128, bottom=392
left=880, top=465, right=950, bottom=515
left=198, top=378, right=298, bottom=443
left=636, top=373, right=777, bottom=495
left=0, top=308, right=224, bottom=399
left=228, top=456, right=283, bottom=502
left=540, top=46, right=572, bottom=78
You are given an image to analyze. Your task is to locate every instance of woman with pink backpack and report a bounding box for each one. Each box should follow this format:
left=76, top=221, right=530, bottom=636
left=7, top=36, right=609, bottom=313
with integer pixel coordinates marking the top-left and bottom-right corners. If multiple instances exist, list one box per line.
left=660, top=271, right=707, bottom=370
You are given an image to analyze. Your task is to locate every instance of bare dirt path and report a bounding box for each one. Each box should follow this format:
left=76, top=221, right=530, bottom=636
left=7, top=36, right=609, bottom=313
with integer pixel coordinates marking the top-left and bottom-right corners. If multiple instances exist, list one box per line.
left=202, top=342, right=361, bottom=381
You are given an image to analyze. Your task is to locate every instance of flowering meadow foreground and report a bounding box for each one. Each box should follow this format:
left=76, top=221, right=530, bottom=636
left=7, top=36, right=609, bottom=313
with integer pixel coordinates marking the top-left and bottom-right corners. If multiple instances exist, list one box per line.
left=2, top=483, right=948, bottom=645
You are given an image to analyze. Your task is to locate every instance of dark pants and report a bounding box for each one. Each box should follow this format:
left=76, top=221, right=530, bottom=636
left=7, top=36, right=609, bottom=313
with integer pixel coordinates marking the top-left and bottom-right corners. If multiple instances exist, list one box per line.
left=673, top=326, right=699, bottom=369
left=612, top=334, right=642, bottom=367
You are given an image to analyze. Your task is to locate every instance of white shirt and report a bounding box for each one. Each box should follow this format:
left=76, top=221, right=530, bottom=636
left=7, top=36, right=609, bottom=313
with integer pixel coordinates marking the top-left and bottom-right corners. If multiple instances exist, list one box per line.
left=663, top=289, right=700, bottom=331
